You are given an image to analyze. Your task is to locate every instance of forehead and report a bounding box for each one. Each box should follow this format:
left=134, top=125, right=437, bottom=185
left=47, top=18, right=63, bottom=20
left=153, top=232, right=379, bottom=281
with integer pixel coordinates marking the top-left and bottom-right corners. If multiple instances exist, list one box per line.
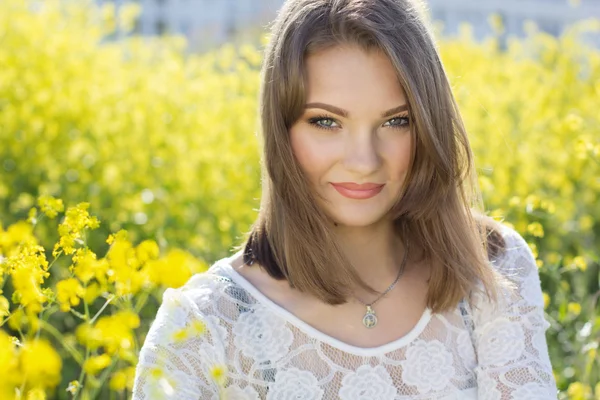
left=303, top=44, right=407, bottom=110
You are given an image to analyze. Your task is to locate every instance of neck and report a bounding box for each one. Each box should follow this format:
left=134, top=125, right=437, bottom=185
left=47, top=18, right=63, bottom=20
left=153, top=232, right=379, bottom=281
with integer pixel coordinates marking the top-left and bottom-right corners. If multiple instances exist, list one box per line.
left=332, top=220, right=411, bottom=295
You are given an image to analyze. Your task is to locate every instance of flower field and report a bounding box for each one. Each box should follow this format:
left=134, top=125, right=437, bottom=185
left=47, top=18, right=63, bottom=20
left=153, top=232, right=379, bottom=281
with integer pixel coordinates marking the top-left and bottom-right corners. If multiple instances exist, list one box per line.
left=0, top=0, right=598, bottom=398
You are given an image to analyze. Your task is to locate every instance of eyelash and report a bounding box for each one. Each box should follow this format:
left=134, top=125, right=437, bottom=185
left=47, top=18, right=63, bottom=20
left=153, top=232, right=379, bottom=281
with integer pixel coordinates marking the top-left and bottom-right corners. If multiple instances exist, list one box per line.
left=307, top=114, right=411, bottom=131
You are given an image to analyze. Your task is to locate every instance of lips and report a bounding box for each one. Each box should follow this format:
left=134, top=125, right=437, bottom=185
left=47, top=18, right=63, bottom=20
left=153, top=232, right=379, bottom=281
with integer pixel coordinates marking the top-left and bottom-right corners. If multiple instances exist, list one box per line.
left=331, top=182, right=384, bottom=190
left=330, top=182, right=385, bottom=199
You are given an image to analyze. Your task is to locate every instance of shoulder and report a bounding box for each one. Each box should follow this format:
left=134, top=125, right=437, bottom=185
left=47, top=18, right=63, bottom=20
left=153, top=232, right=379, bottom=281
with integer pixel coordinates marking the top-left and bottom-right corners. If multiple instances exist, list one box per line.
left=470, top=223, right=545, bottom=323
left=166, top=255, right=253, bottom=314
left=490, top=223, right=538, bottom=280
left=145, top=256, right=255, bottom=355
left=135, top=257, right=246, bottom=397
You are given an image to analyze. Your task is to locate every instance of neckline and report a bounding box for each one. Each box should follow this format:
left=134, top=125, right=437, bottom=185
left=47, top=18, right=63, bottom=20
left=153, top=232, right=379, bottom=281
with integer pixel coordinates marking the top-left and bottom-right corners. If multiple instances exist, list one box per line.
left=213, top=252, right=433, bottom=357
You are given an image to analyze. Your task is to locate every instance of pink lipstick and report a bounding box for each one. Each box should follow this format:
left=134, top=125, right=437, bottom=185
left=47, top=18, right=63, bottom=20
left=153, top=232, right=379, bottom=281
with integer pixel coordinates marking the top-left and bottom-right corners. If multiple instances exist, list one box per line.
left=330, top=182, right=385, bottom=199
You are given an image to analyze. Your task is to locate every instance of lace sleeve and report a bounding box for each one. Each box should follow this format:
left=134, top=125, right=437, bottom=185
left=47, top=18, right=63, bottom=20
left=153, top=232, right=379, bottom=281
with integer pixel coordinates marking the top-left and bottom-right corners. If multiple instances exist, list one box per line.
left=132, top=286, right=226, bottom=400
left=471, top=227, right=558, bottom=399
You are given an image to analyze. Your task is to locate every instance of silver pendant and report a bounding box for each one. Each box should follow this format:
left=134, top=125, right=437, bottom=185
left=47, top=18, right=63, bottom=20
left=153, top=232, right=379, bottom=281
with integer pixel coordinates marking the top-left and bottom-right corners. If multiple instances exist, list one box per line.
left=362, top=305, right=377, bottom=328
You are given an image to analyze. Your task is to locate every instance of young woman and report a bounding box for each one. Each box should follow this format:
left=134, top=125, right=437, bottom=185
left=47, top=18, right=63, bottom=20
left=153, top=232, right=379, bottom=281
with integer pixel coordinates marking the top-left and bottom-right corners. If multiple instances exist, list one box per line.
left=133, top=0, right=558, bottom=398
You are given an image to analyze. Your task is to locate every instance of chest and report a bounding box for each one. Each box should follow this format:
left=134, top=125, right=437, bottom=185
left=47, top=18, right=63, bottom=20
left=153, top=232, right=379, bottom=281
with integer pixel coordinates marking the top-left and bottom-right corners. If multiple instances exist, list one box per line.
left=287, top=281, right=430, bottom=348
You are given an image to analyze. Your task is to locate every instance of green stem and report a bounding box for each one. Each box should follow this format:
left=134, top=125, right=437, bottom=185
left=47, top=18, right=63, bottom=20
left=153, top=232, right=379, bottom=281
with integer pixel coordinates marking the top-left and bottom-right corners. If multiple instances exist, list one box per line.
left=0, top=305, right=22, bottom=328
left=73, top=345, right=91, bottom=400
left=87, top=356, right=119, bottom=400
left=74, top=287, right=93, bottom=400
left=134, top=290, right=150, bottom=314
left=89, top=295, right=115, bottom=325
left=47, top=250, right=63, bottom=271
left=69, top=308, right=88, bottom=321
left=39, top=319, right=84, bottom=366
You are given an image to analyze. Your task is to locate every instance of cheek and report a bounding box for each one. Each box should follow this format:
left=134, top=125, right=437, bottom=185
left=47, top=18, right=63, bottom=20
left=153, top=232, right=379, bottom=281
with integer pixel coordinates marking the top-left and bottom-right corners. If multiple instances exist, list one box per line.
left=385, top=134, right=412, bottom=180
left=290, top=129, right=336, bottom=180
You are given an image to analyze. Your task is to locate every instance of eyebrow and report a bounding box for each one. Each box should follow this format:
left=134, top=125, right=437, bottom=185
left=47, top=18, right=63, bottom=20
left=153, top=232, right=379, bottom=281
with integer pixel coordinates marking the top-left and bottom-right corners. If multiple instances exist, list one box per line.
left=304, top=102, right=409, bottom=119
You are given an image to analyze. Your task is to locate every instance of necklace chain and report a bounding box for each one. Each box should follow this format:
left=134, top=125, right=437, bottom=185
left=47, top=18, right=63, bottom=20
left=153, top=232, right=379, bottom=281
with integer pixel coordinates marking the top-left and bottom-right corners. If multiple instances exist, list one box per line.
left=354, top=238, right=409, bottom=307
left=355, top=238, right=409, bottom=328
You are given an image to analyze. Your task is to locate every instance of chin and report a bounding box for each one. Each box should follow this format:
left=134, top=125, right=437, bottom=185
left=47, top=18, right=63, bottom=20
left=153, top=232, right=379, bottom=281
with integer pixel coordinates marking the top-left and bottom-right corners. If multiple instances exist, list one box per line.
left=328, top=208, right=391, bottom=228
left=314, top=188, right=397, bottom=227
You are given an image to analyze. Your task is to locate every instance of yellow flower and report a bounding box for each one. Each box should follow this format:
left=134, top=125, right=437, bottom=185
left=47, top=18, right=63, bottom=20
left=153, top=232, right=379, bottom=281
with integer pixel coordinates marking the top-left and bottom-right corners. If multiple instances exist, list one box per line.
left=572, top=256, right=587, bottom=272
left=0, top=221, right=37, bottom=251
left=25, top=387, right=47, bottom=400
left=542, top=292, right=550, bottom=309
left=77, top=311, right=140, bottom=359
left=526, top=222, right=544, bottom=238
left=82, top=281, right=103, bottom=304
left=568, top=382, right=592, bottom=400
left=172, top=328, right=189, bottom=342
left=69, top=247, right=109, bottom=283
left=190, top=319, right=206, bottom=335
left=56, top=278, right=85, bottom=312
left=135, top=239, right=159, bottom=264
left=527, top=242, right=539, bottom=259
left=27, top=207, right=38, bottom=225
left=66, top=380, right=81, bottom=396
left=567, top=302, right=581, bottom=317
left=19, top=338, right=62, bottom=389
left=37, top=195, right=64, bottom=219
left=109, top=367, right=136, bottom=391
left=7, top=244, right=49, bottom=314
left=0, top=330, right=19, bottom=397
left=488, top=13, right=505, bottom=35
left=150, top=367, right=163, bottom=380
left=53, top=202, right=100, bottom=256
left=210, top=364, right=227, bottom=386
left=0, top=295, right=9, bottom=319
left=144, top=248, right=207, bottom=289
left=105, top=230, right=148, bottom=296
left=83, top=354, right=112, bottom=375
left=106, top=229, right=128, bottom=246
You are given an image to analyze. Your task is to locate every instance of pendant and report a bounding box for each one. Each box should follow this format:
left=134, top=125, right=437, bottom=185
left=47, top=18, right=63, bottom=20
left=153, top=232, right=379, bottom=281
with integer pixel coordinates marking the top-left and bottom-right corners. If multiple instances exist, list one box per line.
left=362, top=305, right=378, bottom=329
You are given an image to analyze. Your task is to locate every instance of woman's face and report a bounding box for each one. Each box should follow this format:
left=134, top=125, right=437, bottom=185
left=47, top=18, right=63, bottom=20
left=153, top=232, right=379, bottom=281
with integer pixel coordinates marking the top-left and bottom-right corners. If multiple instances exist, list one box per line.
left=289, top=44, right=412, bottom=227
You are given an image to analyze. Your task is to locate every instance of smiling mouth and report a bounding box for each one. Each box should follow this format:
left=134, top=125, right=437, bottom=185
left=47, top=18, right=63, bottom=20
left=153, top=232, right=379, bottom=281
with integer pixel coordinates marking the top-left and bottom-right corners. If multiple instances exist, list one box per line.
left=330, top=183, right=385, bottom=199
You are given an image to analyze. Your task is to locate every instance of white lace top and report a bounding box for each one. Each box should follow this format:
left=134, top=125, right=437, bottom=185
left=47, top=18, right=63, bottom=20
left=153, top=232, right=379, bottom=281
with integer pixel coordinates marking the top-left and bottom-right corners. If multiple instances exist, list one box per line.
left=132, top=225, right=558, bottom=399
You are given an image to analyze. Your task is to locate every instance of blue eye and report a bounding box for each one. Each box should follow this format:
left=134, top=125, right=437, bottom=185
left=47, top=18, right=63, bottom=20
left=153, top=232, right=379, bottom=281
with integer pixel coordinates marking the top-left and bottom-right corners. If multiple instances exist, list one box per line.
left=308, top=115, right=339, bottom=130
left=383, top=116, right=410, bottom=128
left=307, top=114, right=410, bottom=131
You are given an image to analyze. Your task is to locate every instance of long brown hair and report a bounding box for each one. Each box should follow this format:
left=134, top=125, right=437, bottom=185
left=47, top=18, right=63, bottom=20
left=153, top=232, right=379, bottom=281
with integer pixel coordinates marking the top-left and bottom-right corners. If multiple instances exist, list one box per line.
left=233, top=0, right=515, bottom=313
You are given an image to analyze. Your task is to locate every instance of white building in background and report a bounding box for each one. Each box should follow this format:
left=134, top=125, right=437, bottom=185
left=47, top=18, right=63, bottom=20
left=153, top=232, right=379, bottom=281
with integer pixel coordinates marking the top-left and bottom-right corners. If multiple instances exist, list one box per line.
left=99, top=0, right=285, bottom=52
left=428, top=0, right=600, bottom=45
left=98, top=0, right=600, bottom=52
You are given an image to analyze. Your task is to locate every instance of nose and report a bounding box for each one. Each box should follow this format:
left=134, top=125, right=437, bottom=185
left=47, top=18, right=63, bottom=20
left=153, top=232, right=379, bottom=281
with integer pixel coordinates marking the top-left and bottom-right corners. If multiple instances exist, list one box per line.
left=342, top=129, right=382, bottom=175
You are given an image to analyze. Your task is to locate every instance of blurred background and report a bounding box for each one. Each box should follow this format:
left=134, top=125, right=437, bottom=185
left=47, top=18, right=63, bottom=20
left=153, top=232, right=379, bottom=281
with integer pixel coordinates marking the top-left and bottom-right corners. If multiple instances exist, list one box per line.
left=97, top=0, right=600, bottom=52
left=0, top=0, right=598, bottom=399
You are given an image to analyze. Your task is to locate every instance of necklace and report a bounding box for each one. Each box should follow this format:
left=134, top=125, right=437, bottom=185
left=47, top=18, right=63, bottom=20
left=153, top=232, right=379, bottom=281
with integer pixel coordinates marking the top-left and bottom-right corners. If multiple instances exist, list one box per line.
left=354, top=238, right=409, bottom=329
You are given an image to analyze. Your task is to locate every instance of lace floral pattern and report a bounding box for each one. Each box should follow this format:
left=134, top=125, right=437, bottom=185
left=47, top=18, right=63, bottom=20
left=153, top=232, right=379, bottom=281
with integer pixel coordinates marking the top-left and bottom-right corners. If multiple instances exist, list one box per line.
left=132, top=225, right=558, bottom=399
left=220, top=385, right=261, bottom=400
left=513, top=382, right=558, bottom=399
left=477, top=374, right=502, bottom=400
left=267, top=368, right=325, bottom=399
left=456, top=330, right=477, bottom=371
left=401, top=339, right=455, bottom=392
left=339, top=365, right=397, bottom=400
left=478, top=317, right=526, bottom=367
left=233, top=304, right=294, bottom=363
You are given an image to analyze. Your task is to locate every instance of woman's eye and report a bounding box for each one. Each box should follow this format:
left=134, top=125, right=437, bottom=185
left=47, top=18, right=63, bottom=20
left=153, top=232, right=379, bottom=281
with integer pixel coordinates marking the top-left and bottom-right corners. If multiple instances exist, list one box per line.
left=384, top=116, right=410, bottom=128
left=308, top=116, right=339, bottom=130
left=307, top=114, right=410, bottom=131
